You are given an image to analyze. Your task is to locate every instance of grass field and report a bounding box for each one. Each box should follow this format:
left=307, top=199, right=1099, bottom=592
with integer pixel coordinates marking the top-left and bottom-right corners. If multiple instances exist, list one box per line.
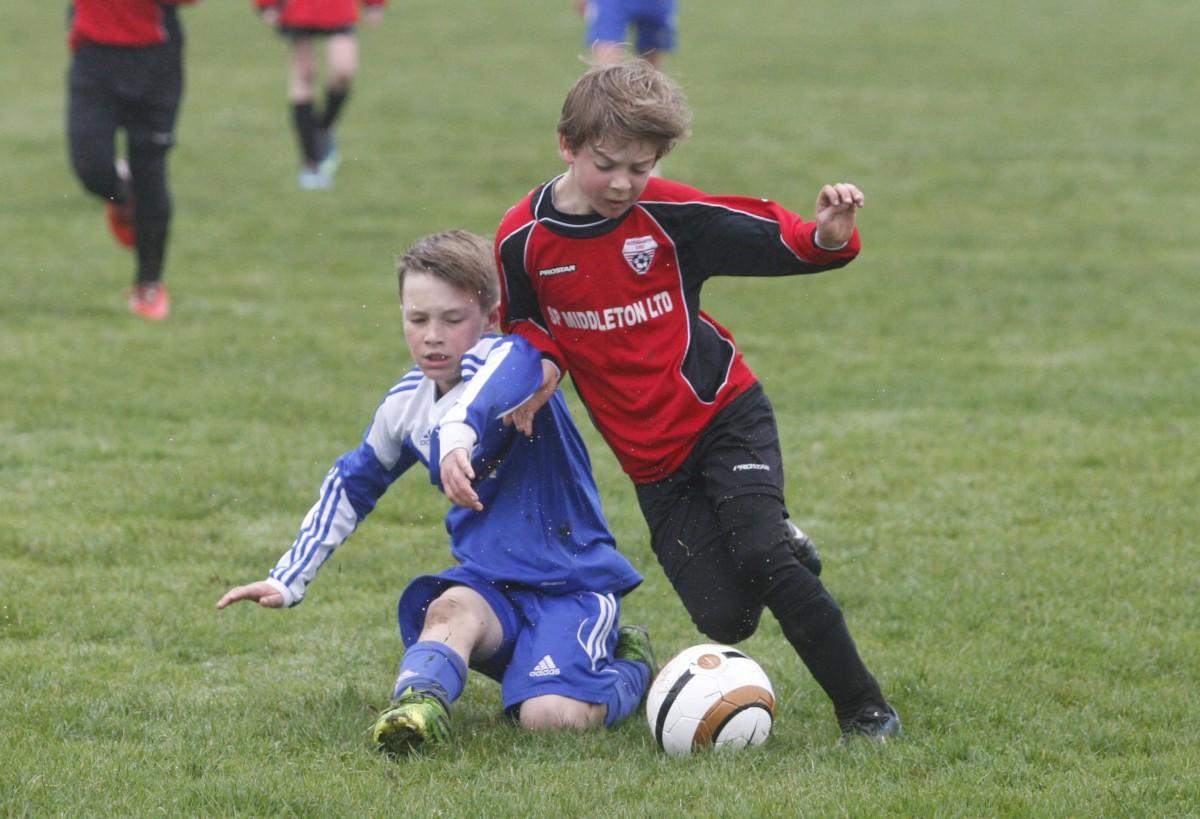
left=2, top=1, right=1198, bottom=816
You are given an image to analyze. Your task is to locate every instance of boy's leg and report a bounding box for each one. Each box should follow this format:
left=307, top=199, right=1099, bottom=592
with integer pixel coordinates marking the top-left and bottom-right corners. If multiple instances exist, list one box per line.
left=716, top=493, right=893, bottom=735
left=631, top=0, right=677, bottom=65
left=636, top=470, right=767, bottom=644
left=395, top=585, right=503, bottom=701
left=287, top=38, right=324, bottom=168
left=374, top=585, right=504, bottom=755
left=67, top=49, right=121, bottom=205
left=504, top=591, right=651, bottom=731
left=320, top=32, right=357, bottom=130
left=124, top=43, right=182, bottom=291
left=639, top=384, right=898, bottom=740
left=583, top=0, right=631, bottom=63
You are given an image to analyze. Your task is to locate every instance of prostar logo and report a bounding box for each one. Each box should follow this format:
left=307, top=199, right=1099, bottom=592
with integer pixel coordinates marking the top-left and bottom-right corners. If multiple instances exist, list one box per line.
left=622, top=236, right=658, bottom=274
left=538, top=263, right=576, bottom=277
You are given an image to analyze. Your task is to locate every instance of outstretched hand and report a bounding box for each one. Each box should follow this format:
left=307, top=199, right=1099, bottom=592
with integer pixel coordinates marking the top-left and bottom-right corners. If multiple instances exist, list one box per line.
left=504, top=359, right=561, bottom=437
left=216, top=580, right=284, bottom=610
left=441, top=447, right=483, bottom=511
left=813, top=182, right=865, bottom=249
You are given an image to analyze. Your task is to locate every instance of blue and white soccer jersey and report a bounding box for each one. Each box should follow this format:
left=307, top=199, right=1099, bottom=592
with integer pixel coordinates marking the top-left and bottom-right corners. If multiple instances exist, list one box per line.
left=584, top=0, right=678, bottom=54
left=262, top=333, right=642, bottom=712
left=265, top=333, right=640, bottom=606
left=398, top=570, right=631, bottom=723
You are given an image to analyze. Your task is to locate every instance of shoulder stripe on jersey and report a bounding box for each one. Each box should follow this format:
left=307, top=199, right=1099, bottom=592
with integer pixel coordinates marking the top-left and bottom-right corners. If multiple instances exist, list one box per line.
left=497, top=215, right=538, bottom=250
left=386, top=369, right=424, bottom=397
left=451, top=339, right=529, bottom=418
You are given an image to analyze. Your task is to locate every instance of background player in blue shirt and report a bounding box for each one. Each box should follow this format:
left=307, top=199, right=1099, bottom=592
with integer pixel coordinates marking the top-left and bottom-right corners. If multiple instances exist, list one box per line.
left=217, top=230, right=655, bottom=755
left=576, top=0, right=677, bottom=69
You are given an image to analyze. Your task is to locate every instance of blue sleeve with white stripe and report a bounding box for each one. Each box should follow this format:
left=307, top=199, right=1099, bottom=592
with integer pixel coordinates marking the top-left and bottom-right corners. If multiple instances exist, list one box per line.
left=267, top=398, right=419, bottom=607
left=429, top=336, right=542, bottom=487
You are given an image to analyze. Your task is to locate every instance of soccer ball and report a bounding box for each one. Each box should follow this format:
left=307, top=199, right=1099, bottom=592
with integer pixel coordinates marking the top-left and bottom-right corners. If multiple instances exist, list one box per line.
left=645, top=643, right=776, bottom=757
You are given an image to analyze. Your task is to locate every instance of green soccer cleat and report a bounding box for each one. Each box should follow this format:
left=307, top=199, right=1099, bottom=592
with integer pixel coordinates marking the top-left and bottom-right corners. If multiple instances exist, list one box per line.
left=372, top=687, right=451, bottom=756
left=615, top=624, right=658, bottom=679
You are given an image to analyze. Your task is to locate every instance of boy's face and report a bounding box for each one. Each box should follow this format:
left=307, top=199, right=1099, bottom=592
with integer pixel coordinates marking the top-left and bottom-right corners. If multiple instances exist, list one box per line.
left=401, top=271, right=499, bottom=395
left=557, top=137, right=658, bottom=219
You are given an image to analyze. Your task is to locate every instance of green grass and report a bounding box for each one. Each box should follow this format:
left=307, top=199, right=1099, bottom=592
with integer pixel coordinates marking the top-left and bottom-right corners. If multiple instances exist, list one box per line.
left=3, top=0, right=1199, bottom=816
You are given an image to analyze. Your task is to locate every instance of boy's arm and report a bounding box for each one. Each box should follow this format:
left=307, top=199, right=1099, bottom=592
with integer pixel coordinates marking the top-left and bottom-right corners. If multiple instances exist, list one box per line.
left=217, top=390, right=417, bottom=610
left=495, top=225, right=567, bottom=434
left=263, top=441, right=409, bottom=607
left=495, top=228, right=568, bottom=374
left=433, top=336, right=545, bottom=509
left=647, top=182, right=864, bottom=280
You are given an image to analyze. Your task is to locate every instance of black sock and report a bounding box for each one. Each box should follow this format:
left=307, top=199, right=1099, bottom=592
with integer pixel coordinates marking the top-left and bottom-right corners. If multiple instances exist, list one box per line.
left=291, top=101, right=322, bottom=165
left=764, top=574, right=886, bottom=726
left=320, top=87, right=349, bottom=131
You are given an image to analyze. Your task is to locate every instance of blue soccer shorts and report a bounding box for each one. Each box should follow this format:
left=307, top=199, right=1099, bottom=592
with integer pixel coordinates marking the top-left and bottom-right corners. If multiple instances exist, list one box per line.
left=584, top=0, right=678, bottom=54
left=397, top=568, right=626, bottom=714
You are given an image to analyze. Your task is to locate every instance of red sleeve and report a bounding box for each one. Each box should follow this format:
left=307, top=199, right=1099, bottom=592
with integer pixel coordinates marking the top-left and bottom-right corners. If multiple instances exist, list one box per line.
left=495, top=199, right=569, bottom=375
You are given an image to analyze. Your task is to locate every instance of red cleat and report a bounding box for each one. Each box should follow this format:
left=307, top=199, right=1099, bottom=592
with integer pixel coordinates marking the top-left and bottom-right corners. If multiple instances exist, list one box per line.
left=127, top=283, right=170, bottom=321
left=106, top=201, right=136, bottom=248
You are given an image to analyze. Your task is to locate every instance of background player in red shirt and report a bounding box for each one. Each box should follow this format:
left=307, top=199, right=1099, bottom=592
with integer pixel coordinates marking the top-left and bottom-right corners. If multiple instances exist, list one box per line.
left=66, top=0, right=200, bottom=320
left=253, top=0, right=385, bottom=190
left=496, top=60, right=901, bottom=743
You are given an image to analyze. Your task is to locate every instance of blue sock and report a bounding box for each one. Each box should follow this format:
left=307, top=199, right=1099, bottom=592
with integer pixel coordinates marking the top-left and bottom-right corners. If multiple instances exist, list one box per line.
left=393, top=641, right=468, bottom=705
left=603, top=659, right=650, bottom=728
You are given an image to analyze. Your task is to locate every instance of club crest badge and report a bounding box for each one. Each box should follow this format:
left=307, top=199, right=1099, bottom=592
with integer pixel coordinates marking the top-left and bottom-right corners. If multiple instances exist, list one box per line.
left=622, top=236, right=658, bottom=274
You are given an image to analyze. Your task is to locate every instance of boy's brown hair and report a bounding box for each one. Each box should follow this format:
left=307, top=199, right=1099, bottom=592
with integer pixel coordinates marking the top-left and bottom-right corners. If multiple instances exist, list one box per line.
left=396, top=230, right=499, bottom=311
left=557, top=60, right=691, bottom=159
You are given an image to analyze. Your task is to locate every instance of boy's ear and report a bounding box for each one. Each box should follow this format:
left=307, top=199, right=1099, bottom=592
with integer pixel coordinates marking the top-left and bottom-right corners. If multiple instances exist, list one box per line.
left=557, top=134, right=577, bottom=165
left=484, top=303, right=501, bottom=334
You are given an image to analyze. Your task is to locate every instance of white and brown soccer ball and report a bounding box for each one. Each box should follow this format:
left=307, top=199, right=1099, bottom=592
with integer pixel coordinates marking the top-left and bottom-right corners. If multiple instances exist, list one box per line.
left=646, top=644, right=776, bottom=757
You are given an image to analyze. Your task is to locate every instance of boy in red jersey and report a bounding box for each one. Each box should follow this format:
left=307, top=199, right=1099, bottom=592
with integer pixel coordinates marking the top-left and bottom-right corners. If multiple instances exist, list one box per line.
left=495, top=61, right=901, bottom=743
left=253, top=0, right=385, bottom=189
left=66, top=0, right=200, bottom=320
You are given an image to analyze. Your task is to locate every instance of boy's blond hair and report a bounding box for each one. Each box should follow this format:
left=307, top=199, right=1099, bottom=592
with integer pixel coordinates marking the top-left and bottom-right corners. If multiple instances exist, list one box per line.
left=558, top=60, right=691, bottom=159
left=396, top=230, right=499, bottom=311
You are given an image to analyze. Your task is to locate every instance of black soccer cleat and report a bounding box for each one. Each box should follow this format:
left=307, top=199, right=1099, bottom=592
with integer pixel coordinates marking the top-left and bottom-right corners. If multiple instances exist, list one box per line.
left=786, top=522, right=822, bottom=577
left=838, top=703, right=902, bottom=745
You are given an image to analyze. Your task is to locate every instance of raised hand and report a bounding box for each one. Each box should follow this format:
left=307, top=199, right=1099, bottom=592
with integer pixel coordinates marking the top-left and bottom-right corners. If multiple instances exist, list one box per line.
left=813, top=182, right=865, bottom=249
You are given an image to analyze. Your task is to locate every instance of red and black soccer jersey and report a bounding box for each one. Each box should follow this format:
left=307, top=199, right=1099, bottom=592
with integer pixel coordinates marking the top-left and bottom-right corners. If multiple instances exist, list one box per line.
left=253, top=0, right=384, bottom=30
left=68, top=0, right=197, bottom=51
left=496, top=175, right=861, bottom=484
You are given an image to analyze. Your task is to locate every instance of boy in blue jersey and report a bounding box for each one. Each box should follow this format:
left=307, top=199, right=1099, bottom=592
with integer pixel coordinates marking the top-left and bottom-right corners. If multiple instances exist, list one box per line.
left=217, top=230, right=655, bottom=755
left=576, top=0, right=677, bottom=69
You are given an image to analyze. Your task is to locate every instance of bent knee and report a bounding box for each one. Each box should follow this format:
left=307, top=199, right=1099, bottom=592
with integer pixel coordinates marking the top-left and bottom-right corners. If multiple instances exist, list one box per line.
left=691, top=608, right=761, bottom=646
left=423, top=587, right=481, bottom=628
left=518, top=695, right=603, bottom=732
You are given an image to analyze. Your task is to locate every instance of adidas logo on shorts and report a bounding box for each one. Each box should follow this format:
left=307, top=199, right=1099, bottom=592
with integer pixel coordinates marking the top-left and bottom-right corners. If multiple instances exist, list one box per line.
left=529, top=654, right=561, bottom=677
